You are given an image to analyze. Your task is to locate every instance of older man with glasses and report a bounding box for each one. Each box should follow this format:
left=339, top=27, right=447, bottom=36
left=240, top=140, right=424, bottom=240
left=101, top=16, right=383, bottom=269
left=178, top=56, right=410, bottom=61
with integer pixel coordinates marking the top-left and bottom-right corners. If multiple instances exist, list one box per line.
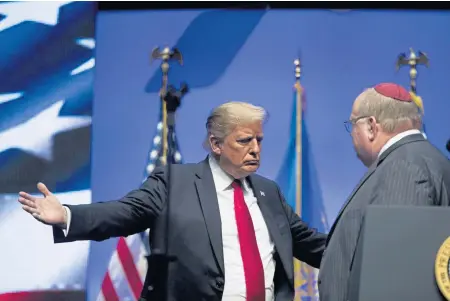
left=318, top=82, right=450, bottom=301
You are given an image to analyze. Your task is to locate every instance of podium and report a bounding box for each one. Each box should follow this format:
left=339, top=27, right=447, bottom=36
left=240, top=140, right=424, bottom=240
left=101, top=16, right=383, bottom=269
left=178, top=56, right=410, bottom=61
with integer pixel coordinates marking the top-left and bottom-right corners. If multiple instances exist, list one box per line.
left=348, top=205, right=450, bottom=301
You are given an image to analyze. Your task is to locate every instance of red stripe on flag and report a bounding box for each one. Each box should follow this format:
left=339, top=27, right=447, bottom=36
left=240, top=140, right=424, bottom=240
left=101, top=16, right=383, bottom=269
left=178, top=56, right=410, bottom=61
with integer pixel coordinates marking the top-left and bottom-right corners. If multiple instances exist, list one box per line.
left=117, top=237, right=143, bottom=299
left=0, top=291, right=84, bottom=301
left=101, top=273, right=120, bottom=301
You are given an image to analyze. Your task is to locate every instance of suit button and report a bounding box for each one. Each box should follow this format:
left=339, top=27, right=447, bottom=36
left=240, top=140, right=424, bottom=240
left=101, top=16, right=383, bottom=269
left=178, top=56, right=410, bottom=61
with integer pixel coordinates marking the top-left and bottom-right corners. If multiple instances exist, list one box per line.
left=216, top=279, right=224, bottom=289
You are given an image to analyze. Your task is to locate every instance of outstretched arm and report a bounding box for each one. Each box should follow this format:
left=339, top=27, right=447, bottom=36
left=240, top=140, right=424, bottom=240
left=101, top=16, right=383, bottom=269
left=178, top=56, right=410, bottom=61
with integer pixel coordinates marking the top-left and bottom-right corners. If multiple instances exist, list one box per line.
left=19, top=167, right=167, bottom=243
left=55, top=167, right=167, bottom=242
left=277, top=186, right=327, bottom=268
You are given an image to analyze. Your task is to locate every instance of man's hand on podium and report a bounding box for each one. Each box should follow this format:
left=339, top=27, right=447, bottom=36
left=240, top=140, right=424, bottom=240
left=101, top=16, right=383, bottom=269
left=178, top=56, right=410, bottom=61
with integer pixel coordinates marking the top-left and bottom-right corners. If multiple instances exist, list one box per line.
left=18, top=182, right=67, bottom=229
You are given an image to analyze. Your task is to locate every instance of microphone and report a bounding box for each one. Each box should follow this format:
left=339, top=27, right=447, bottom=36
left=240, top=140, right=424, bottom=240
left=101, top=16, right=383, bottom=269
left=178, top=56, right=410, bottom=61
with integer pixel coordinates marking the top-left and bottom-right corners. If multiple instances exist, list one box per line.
left=446, top=139, right=450, bottom=153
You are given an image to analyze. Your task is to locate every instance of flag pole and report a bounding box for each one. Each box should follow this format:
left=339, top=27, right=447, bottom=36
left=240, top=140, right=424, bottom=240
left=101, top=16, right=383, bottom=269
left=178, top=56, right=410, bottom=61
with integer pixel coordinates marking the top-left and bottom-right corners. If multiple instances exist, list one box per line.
left=293, top=58, right=303, bottom=301
left=150, top=47, right=183, bottom=165
left=144, top=46, right=185, bottom=301
left=294, top=58, right=303, bottom=227
left=395, top=48, right=429, bottom=114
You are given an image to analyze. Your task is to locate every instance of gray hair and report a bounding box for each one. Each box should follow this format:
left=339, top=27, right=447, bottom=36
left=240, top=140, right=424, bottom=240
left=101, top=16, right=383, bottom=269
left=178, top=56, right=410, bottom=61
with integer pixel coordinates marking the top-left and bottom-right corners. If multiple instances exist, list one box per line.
left=203, top=101, right=267, bottom=151
left=356, top=88, right=422, bottom=133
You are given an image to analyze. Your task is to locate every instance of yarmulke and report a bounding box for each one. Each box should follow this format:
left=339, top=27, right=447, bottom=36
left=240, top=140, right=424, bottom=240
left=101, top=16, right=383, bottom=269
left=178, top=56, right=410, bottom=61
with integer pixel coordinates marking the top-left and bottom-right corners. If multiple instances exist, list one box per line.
left=373, top=83, right=412, bottom=102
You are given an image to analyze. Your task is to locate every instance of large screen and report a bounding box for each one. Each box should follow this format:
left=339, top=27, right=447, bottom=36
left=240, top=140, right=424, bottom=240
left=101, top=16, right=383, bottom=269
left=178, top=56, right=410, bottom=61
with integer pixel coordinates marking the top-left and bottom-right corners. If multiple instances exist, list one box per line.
left=0, top=1, right=96, bottom=300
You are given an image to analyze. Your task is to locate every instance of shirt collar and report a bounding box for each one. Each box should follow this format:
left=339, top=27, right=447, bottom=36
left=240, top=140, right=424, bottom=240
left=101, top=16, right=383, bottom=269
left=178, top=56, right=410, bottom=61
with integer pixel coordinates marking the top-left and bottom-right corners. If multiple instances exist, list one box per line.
left=378, top=129, right=423, bottom=158
left=208, top=155, right=252, bottom=193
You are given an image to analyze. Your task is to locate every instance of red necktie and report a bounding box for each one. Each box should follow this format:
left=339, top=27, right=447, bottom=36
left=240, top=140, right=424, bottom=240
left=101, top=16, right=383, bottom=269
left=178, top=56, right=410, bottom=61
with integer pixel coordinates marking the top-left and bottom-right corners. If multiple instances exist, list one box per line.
left=232, top=180, right=265, bottom=301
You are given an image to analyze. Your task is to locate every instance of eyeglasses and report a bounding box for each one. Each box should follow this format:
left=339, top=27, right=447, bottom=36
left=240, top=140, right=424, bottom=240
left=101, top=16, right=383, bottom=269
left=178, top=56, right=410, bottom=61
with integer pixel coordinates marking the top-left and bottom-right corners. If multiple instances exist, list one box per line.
left=344, top=116, right=370, bottom=133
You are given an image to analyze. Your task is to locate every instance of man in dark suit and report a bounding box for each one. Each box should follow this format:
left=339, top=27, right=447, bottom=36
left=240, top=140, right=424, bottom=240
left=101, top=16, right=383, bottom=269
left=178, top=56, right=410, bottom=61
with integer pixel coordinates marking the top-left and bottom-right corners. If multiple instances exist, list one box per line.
left=18, top=101, right=327, bottom=301
left=318, top=83, right=450, bottom=301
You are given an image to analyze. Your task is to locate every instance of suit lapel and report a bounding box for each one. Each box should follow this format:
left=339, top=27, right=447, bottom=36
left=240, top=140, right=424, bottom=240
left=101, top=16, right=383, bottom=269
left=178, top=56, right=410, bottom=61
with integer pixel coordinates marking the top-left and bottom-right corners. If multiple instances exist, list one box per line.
left=248, top=175, right=294, bottom=283
left=194, top=159, right=224, bottom=275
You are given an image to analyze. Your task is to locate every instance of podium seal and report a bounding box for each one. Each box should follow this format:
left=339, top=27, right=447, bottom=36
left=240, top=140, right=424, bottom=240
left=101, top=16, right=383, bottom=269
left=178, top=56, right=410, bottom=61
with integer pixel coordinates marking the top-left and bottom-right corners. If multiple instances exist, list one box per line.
left=435, top=236, right=450, bottom=300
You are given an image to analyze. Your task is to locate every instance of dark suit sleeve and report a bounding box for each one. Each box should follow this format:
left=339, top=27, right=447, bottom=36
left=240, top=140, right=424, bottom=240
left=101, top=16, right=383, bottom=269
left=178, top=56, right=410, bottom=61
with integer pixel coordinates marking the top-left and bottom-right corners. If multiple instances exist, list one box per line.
left=371, top=159, right=434, bottom=206
left=276, top=185, right=327, bottom=268
left=53, top=166, right=167, bottom=243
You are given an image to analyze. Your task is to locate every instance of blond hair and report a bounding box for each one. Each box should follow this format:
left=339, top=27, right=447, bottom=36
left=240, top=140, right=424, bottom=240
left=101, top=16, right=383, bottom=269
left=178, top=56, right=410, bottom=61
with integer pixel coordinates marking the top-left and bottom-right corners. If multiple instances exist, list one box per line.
left=356, top=88, right=422, bottom=133
left=203, top=101, right=267, bottom=151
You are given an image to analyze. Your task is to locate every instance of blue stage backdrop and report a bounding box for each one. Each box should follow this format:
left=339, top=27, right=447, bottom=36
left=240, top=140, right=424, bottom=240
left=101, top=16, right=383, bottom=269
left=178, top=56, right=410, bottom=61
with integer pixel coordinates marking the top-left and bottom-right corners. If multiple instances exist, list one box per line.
left=91, top=8, right=450, bottom=301
left=0, top=1, right=96, bottom=300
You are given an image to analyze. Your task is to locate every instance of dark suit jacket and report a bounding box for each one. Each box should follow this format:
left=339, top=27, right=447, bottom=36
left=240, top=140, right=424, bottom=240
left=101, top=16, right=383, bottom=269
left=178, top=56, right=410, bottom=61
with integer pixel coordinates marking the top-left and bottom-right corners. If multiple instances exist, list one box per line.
left=54, top=158, right=327, bottom=301
left=318, top=134, right=450, bottom=301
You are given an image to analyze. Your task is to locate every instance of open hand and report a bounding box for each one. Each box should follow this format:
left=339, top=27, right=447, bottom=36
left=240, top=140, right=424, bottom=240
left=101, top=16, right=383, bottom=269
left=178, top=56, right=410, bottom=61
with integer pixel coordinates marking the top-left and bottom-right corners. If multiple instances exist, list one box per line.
left=18, top=182, right=67, bottom=227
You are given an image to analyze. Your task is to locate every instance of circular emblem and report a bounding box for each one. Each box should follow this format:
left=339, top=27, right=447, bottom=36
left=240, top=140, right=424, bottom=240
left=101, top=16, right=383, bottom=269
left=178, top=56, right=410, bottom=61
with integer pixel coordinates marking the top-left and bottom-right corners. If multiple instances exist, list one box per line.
left=435, top=236, right=450, bottom=300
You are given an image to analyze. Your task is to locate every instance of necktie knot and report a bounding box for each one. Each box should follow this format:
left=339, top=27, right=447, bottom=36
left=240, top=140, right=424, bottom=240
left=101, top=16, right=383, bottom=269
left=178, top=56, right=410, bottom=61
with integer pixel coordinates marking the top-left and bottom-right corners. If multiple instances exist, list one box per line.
left=232, top=179, right=242, bottom=190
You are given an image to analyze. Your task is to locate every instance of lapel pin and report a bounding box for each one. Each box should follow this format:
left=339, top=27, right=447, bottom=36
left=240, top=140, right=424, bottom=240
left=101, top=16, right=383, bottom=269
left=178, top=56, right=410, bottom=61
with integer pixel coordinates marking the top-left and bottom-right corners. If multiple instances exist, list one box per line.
left=260, top=191, right=265, bottom=196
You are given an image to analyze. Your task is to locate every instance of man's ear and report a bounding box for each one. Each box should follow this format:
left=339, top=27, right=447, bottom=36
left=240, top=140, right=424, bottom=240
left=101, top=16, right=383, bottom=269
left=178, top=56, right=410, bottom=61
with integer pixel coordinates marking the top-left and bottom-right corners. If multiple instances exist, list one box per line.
left=367, top=116, right=378, bottom=141
left=209, top=136, right=222, bottom=155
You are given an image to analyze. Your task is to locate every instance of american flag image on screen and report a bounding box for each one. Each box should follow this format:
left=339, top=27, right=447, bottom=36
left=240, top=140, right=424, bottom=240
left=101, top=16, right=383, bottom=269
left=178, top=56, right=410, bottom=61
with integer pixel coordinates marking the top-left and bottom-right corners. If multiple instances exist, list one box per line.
left=0, top=1, right=96, bottom=301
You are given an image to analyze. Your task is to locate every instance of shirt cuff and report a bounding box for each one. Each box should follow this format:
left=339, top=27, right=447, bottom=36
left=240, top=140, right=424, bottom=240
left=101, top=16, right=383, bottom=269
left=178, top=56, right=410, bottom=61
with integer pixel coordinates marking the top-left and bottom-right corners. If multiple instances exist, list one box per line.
left=62, top=206, right=72, bottom=237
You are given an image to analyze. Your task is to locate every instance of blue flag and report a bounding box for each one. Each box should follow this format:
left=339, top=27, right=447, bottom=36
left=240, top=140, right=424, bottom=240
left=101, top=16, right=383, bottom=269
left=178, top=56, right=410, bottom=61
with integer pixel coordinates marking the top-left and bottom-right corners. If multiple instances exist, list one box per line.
left=275, top=90, right=329, bottom=300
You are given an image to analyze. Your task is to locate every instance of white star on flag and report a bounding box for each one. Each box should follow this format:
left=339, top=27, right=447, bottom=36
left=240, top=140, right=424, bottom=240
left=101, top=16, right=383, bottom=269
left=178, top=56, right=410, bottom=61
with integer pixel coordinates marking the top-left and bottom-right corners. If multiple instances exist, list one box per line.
left=0, top=100, right=91, bottom=161
left=0, top=1, right=72, bottom=32
left=70, top=38, right=95, bottom=76
left=0, top=92, right=23, bottom=105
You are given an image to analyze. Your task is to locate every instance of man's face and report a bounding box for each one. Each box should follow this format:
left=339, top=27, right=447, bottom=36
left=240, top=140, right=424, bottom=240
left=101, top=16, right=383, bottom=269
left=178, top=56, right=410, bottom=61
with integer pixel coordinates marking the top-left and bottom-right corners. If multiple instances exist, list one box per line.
left=212, top=121, right=263, bottom=179
left=349, top=99, right=377, bottom=167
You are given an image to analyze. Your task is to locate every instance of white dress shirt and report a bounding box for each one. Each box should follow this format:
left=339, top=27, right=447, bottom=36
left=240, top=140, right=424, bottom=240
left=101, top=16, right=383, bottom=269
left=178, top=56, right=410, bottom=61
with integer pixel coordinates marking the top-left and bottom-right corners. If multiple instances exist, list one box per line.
left=62, top=156, right=276, bottom=300
left=378, top=129, right=422, bottom=158
left=208, top=156, right=275, bottom=301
